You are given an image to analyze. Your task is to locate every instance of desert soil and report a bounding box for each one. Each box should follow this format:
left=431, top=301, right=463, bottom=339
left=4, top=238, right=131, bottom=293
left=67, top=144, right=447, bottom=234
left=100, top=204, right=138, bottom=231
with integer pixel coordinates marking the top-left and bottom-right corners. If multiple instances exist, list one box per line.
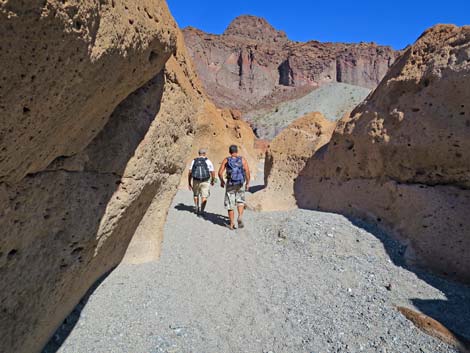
left=44, top=166, right=470, bottom=353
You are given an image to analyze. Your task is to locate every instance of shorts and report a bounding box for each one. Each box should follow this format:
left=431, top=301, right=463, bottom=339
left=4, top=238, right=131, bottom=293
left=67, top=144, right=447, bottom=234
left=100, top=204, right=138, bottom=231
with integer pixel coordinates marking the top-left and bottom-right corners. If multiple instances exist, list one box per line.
left=224, top=184, right=246, bottom=210
left=193, top=180, right=210, bottom=198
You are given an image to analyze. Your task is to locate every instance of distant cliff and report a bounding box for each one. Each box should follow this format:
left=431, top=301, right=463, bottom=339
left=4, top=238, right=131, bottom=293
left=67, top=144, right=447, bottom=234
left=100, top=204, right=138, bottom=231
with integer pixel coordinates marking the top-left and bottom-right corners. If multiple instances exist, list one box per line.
left=183, top=15, right=399, bottom=111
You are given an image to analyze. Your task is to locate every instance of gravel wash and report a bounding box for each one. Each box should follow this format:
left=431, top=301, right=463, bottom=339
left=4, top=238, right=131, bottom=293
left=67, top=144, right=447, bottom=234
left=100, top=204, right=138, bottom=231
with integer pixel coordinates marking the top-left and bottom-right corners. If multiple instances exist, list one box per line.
left=47, top=181, right=470, bottom=353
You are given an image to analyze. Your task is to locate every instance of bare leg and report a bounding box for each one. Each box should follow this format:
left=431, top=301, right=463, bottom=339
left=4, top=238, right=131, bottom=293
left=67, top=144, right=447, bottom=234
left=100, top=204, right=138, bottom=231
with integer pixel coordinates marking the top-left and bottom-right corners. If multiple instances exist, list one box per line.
left=201, top=197, right=208, bottom=212
left=237, top=204, right=245, bottom=220
left=228, top=210, right=235, bottom=229
left=237, top=203, right=245, bottom=228
left=193, top=196, right=199, bottom=213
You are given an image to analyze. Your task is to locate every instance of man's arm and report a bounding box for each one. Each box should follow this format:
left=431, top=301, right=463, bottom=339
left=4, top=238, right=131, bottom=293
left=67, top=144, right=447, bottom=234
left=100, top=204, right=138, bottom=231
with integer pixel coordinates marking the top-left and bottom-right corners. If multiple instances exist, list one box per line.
left=207, top=160, right=216, bottom=185
left=218, top=158, right=227, bottom=188
left=210, top=171, right=216, bottom=185
left=243, top=158, right=251, bottom=191
left=188, top=171, right=192, bottom=191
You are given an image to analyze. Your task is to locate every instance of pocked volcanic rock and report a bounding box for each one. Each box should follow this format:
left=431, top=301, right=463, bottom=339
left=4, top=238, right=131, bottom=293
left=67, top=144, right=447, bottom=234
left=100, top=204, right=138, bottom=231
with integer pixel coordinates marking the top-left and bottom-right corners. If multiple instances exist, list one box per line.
left=293, top=24, right=470, bottom=284
left=183, top=15, right=399, bottom=111
left=248, top=112, right=335, bottom=211
left=0, top=1, right=202, bottom=352
left=0, top=3, right=259, bottom=351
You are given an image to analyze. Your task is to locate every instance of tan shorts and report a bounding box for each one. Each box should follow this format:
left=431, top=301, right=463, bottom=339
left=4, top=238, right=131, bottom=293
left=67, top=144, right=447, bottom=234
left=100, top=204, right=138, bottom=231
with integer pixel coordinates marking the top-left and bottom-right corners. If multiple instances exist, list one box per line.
left=224, top=184, right=246, bottom=210
left=193, top=180, right=210, bottom=198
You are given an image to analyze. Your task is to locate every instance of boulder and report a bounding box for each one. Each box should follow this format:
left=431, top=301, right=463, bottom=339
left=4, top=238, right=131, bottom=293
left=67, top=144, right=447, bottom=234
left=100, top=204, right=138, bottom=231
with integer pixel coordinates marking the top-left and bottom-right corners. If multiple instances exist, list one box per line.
left=295, top=25, right=470, bottom=283
left=249, top=112, right=335, bottom=211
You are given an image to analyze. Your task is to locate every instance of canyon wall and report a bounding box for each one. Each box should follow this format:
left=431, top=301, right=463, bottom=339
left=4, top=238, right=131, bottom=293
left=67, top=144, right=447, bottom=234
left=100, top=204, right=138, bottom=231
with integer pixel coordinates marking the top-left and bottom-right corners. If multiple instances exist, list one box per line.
left=183, top=15, right=398, bottom=111
left=0, top=1, right=201, bottom=352
left=248, top=112, right=335, bottom=211
left=294, top=25, right=470, bottom=283
left=186, top=105, right=257, bottom=175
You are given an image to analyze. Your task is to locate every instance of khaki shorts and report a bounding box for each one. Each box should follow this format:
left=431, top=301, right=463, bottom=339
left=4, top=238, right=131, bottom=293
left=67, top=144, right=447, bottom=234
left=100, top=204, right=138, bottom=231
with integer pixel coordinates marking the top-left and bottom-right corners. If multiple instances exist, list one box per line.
left=224, top=184, right=246, bottom=210
left=193, top=180, right=210, bottom=198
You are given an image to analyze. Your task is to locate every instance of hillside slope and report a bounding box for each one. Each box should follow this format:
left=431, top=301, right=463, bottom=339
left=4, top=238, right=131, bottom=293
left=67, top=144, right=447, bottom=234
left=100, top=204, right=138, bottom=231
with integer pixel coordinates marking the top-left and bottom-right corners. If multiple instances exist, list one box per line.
left=245, top=82, right=370, bottom=139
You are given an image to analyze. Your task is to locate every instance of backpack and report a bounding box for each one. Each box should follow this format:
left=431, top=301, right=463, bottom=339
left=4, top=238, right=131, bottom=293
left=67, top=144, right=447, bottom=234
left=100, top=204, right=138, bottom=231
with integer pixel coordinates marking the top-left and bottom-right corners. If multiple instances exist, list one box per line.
left=192, top=157, right=210, bottom=180
left=226, top=156, right=245, bottom=186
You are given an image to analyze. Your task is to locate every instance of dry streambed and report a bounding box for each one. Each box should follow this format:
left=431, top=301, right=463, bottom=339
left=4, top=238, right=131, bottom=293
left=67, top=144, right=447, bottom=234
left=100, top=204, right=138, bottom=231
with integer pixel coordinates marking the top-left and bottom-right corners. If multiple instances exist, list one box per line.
left=45, top=181, right=470, bottom=353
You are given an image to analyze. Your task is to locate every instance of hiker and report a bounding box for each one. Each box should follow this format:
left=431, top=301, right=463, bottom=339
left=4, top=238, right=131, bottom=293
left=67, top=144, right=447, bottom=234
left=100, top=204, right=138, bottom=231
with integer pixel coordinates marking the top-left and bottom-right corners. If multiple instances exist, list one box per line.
left=218, top=145, right=251, bottom=230
left=188, top=148, right=215, bottom=216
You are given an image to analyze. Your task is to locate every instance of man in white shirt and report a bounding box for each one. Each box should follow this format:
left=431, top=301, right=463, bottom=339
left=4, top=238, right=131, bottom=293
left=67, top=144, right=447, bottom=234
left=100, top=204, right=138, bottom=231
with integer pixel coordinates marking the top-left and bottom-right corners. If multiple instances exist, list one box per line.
left=188, top=148, right=215, bottom=216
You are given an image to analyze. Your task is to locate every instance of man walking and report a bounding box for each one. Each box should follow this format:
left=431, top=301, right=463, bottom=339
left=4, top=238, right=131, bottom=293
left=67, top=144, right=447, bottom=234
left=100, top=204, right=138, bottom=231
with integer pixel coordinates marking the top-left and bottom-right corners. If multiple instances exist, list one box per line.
left=218, top=145, right=251, bottom=230
left=188, top=148, right=215, bottom=216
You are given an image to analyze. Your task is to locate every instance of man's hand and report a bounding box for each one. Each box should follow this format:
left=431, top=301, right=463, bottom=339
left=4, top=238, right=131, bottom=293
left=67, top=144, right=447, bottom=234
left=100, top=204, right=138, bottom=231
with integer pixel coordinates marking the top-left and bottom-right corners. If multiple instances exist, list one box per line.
left=245, top=184, right=250, bottom=192
left=188, top=184, right=192, bottom=191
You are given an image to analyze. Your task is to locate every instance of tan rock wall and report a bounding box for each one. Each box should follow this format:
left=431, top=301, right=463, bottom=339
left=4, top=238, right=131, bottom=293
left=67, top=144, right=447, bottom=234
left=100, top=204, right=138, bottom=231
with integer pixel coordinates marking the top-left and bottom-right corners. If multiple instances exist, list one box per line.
left=188, top=104, right=258, bottom=171
left=249, top=112, right=335, bottom=211
left=123, top=32, right=206, bottom=264
left=0, top=0, right=177, bottom=182
left=294, top=25, right=470, bottom=284
left=0, top=2, right=202, bottom=352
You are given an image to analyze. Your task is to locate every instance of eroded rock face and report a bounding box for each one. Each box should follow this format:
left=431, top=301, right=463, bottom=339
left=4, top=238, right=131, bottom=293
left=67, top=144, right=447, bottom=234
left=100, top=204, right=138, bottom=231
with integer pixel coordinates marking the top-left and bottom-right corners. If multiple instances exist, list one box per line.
left=125, top=39, right=258, bottom=264
left=249, top=112, right=335, bottom=211
left=188, top=104, right=257, bottom=170
left=0, top=2, right=201, bottom=352
left=183, top=15, right=398, bottom=111
left=294, top=25, right=470, bottom=283
left=0, top=0, right=177, bottom=183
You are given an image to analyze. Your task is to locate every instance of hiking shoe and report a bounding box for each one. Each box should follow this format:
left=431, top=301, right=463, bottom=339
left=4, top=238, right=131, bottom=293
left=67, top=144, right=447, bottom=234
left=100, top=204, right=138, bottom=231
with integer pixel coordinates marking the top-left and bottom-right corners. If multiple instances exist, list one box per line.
left=237, top=219, right=244, bottom=229
left=194, top=206, right=200, bottom=215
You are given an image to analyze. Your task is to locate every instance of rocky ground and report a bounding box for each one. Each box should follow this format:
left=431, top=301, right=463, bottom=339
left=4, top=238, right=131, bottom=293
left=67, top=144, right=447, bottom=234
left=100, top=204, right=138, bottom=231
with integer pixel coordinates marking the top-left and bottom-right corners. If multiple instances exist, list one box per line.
left=44, top=169, right=470, bottom=353
left=245, top=82, right=371, bottom=139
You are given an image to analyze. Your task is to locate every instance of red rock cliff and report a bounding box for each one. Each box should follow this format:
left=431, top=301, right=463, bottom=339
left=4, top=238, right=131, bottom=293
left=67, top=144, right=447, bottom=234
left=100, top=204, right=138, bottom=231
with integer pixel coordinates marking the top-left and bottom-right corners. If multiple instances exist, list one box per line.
left=183, top=15, right=399, bottom=111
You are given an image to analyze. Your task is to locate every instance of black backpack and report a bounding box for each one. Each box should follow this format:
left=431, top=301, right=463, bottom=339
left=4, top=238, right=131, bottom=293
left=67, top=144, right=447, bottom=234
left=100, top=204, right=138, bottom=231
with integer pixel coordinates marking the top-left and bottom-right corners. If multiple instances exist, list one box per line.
left=192, top=157, right=210, bottom=180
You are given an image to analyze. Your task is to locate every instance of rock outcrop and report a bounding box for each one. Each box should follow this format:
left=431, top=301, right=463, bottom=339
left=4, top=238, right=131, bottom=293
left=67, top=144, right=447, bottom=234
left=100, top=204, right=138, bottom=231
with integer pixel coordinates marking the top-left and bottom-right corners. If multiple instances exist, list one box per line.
left=249, top=112, right=335, bottom=211
left=0, top=2, right=202, bottom=352
left=294, top=25, right=470, bottom=283
left=183, top=15, right=398, bottom=111
left=398, top=307, right=470, bottom=351
left=186, top=104, right=257, bottom=173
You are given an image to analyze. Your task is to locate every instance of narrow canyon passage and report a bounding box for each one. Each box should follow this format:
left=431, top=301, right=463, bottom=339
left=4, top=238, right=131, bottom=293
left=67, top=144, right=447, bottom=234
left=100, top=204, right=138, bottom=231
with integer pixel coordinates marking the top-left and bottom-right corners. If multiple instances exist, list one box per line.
left=45, top=167, right=470, bottom=353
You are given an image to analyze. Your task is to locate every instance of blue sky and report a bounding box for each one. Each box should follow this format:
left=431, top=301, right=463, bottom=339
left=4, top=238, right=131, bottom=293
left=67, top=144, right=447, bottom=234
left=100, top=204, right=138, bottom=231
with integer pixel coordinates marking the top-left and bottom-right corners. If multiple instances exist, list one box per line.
left=166, top=0, right=469, bottom=49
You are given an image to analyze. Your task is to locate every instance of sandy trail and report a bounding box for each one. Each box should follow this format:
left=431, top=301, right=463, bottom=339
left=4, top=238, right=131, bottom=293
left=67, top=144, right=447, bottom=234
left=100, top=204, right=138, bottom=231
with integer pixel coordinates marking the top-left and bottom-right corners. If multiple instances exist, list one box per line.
left=44, top=167, right=470, bottom=353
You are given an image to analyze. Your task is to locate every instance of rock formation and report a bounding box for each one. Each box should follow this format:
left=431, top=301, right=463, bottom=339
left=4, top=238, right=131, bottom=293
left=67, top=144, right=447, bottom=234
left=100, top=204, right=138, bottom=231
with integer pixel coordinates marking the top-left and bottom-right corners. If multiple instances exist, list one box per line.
left=293, top=25, right=470, bottom=283
left=248, top=112, right=335, bottom=211
left=397, top=307, right=470, bottom=351
left=0, top=1, right=203, bottom=352
left=183, top=15, right=398, bottom=112
left=0, top=5, right=259, bottom=351
left=186, top=104, right=257, bottom=173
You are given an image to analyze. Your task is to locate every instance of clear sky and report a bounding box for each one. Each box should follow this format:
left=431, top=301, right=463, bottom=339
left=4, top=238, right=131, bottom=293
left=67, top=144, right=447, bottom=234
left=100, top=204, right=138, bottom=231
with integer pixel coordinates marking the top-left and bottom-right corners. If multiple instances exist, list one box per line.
left=166, top=0, right=469, bottom=50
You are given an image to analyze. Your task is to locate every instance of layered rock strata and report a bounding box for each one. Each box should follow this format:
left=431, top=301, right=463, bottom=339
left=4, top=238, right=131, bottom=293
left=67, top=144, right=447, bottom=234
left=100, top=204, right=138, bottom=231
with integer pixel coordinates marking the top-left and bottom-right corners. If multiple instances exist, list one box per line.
left=183, top=15, right=398, bottom=111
